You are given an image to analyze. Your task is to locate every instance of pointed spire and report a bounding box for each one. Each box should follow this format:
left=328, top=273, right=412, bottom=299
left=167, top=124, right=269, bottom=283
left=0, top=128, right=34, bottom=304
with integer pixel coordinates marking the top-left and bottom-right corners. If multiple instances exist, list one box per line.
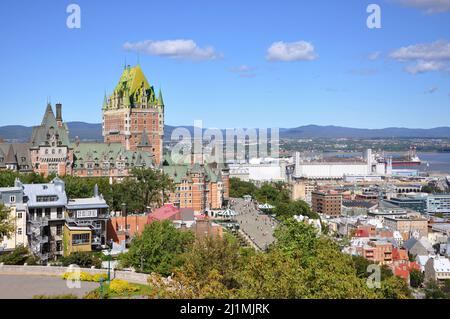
left=103, top=91, right=108, bottom=109
left=5, top=144, right=16, bottom=165
left=158, top=88, right=164, bottom=106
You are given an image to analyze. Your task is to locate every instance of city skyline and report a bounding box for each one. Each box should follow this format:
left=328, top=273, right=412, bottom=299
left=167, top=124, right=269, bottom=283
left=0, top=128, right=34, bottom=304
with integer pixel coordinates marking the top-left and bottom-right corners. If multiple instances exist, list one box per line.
left=0, top=0, right=449, bottom=129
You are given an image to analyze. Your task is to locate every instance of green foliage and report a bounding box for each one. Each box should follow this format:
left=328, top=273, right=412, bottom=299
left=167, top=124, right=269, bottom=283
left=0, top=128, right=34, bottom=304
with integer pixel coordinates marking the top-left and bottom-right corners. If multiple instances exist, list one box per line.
left=119, top=221, right=194, bottom=276
left=424, top=279, right=450, bottom=299
left=153, top=219, right=386, bottom=299
left=229, top=178, right=257, bottom=198
left=0, top=245, right=33, bottom=265
left=377, top=276, right=412, bottom=299
left=425, top=280, right=448, bottom=299
left=275, top=200, right=319, bottom=220
left=0, top=203, right=13, bottom=239
left=0, top=171, right=50, bottom=188
left=410, top=269, right=424, bottom=288
left=59, top=252, right=102, bottom=268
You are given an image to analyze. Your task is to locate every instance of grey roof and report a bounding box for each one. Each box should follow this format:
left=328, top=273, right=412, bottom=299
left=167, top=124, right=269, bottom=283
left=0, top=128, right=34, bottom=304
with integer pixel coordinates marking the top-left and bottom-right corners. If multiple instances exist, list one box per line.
left=66, top=196, right=109, bottom=210
left=0, top=143, right=32, bottom=171
left=19, top=177, right=68, bottom=208
left=30, top=104, right=71, bottom=148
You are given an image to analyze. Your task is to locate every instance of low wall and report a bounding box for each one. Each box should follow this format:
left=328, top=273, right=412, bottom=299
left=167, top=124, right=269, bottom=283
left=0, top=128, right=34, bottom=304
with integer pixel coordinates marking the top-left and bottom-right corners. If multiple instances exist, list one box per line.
left=0, top=264, right=150, bottom=285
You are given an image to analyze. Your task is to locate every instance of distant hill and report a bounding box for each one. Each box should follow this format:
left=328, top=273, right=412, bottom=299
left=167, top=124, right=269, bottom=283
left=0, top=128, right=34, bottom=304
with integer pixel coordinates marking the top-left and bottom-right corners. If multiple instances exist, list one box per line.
left=1, top=123, right=450, bottom=142
left=279, top=125, right=450, bottom=139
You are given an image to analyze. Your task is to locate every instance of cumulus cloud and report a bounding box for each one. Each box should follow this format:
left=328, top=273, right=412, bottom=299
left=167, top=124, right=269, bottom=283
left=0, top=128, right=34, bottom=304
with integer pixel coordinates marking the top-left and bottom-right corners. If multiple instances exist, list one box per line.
left=390, top=40, right=450, bottom=74
left=229, top=65, right=256, bottom=78
left=405, top=60, right=446, bottom=74
left=391, top=0, right=450, bottom=14
left=368, top=51, right=381, bottom=60
left=123, top=39, right=222, bottom=60
left=266, top=41, right=318, bottom=62
left=390, top=40, right=450, bottom=61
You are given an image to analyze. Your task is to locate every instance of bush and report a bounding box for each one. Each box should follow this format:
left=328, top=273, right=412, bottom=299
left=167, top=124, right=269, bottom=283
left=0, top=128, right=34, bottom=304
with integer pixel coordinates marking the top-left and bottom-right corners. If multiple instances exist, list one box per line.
left=109, top=279, right=139, bottom=295
left=59, top=252, right=102, bottom=268
left=61, top=271, right=107, bottom=282
left=0, top=246, right=33, bottom=265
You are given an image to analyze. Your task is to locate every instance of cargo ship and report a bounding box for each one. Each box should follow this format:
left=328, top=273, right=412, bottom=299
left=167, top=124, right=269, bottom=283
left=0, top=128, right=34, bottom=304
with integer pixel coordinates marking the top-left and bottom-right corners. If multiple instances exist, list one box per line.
left=378, top=146, right=421, bottom=167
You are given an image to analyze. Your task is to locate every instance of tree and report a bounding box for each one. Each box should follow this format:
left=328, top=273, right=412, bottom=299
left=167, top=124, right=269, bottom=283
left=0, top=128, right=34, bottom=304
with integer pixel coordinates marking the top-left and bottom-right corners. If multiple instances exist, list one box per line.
left=410, top=269, right=424, bottom=288
left=130, top=168, right=175, bottom=211
left=275, top=200, right=319, bottom=220
left=0, top=203, right=13, bottom=239
left=0, top=245, right=37, bottom=265
left=119, top=221, right=194, bottom=276
left=378, top=276, right=412, bottom=299
left=424, top=280, right=447, bottom=299
left=229, top=178, right=257, bottom=199
left=59, top=251, right=102, bottom=268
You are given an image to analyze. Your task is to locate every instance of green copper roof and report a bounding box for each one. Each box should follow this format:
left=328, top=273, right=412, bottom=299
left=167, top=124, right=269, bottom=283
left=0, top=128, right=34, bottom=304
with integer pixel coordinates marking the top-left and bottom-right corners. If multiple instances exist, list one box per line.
left=158, top=89, right=164, bottom=106
left=105, top=65, right=163, bottom=110
left=72, top=142, right=154, bottom=168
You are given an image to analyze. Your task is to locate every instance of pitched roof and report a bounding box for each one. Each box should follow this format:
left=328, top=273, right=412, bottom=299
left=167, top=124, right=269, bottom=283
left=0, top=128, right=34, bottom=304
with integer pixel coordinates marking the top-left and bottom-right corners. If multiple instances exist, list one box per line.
left=30, top=104, right=70, bottom=148
left=148, top=204, right=180, bottom=223
left=72, top=142, right=154, bottom=168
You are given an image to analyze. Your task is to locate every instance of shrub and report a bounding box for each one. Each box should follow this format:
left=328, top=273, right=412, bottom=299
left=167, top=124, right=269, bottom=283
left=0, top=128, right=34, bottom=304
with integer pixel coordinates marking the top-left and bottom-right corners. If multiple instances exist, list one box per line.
left=59, top=252, right=102, bottom=268
left=61, top=271, right=107, bottom=282
left=0, top=246, right=32, bottom=265
left=109, top=279, right=139, bottom=294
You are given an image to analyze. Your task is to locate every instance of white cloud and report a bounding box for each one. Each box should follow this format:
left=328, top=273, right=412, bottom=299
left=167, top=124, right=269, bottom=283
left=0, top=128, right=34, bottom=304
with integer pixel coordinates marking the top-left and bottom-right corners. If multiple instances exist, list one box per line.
left=266, top=41, right=318, bottom=62
left=391, top=0, right=450, bottom=14
left=368, top=51, right=381, bottom=60
left=390, top=40, right=450, bottom=61
left=425, top=86, right=438, bottom=94
left=123, top=39, right=222, bottom=60
left=390, top=40, right=450, bottom=74
left=405, top=60, right=446, bottom=74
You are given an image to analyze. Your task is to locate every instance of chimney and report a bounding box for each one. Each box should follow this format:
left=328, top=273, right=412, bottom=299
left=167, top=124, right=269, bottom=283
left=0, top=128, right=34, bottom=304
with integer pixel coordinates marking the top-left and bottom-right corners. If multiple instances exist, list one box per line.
left=56, top=103, right=62, bottom=127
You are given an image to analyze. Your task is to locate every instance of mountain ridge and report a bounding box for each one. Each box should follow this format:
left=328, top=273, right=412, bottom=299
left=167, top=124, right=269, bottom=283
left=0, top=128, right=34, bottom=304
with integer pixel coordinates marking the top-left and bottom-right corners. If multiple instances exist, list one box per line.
left=1, top=122, right=450, bottom=142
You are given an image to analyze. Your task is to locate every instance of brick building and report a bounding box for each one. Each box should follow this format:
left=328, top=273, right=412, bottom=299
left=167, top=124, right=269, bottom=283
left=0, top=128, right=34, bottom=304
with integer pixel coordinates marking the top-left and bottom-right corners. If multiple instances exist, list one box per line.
left=102, top=64, right=164, bottom=165
left=311, top=191, right=343, bottom=217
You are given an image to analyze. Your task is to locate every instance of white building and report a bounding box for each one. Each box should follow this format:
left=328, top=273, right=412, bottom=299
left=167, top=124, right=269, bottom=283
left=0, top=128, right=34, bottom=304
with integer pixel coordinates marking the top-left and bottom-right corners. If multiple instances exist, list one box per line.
left=293, top=149, right=390, bottom=180
left=228, top=157, right=287, bottom=182
left=425, top=256, right=450, bottom=281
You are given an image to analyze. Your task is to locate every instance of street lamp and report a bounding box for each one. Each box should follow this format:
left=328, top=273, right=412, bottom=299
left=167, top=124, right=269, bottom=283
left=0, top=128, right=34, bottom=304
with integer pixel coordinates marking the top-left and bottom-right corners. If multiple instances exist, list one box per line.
left=122, top=203, right=128, bottom=245
left=107, top=238, right=113, bottom=283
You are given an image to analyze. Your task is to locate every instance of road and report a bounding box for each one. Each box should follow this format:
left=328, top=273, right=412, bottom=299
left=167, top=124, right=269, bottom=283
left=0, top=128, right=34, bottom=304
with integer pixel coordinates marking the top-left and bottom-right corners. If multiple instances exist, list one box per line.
left=230, top=198, right=278, bottom=250
left=0, top=274, right=98, bottom=299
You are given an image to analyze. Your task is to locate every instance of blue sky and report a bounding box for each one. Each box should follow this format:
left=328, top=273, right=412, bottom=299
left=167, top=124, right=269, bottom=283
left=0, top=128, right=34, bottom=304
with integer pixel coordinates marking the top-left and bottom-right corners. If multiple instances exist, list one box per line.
left=0, top=0, right=449, bottom=129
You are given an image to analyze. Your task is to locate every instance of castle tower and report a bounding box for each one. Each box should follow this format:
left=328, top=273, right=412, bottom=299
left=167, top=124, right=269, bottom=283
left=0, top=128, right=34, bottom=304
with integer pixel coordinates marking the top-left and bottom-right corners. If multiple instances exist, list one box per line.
left=102, top=65, right=164, bottom=165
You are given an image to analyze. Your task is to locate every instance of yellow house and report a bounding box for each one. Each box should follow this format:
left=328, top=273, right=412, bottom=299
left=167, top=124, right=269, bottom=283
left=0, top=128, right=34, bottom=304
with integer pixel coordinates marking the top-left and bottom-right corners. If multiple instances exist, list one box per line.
left=63, top=224, right=92, bottom=256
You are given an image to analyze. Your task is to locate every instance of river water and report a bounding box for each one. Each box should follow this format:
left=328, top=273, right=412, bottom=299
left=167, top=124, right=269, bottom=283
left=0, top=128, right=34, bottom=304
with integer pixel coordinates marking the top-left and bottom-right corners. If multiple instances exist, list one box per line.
left=322, top=152, right=450, bottom=175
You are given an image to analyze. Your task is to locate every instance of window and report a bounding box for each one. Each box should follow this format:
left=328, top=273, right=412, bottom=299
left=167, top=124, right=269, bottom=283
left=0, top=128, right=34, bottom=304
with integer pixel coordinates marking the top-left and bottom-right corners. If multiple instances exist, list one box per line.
left=57, top=207, right=63, bottom=219
left=10, top=196, right=16, bottom=203
left=17, top=212, right=22, bottom=219
left=72, top=233, right=90, bottom=245
left=56, top=241, right=62, bottom=252
left=56, top=225, right=63, bottom=236
left=45, top=208, right=51, bottom=218
left=17, top=228, right=22, bottom=235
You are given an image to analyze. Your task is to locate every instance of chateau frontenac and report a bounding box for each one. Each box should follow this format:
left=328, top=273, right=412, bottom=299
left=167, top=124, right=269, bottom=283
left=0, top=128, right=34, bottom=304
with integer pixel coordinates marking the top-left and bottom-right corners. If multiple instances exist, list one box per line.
left=0, top=65, right=229, bottom=212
